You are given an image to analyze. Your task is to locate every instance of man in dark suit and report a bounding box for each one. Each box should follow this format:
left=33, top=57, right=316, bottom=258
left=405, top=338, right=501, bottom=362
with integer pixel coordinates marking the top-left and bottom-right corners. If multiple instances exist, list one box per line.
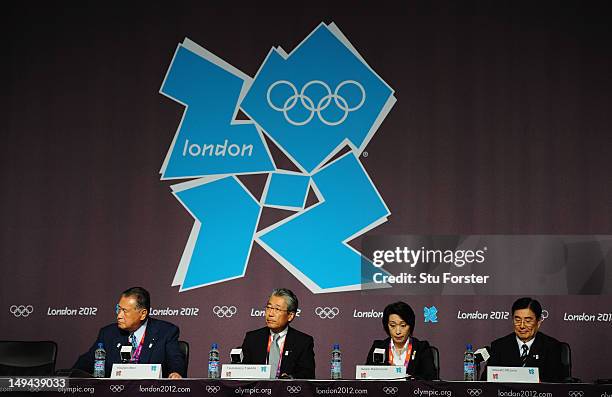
left=240, top=288, right=315, bottom=379
left=73, top=287, right=185, bottom=378
left=485, top=297, right=567, bottom=382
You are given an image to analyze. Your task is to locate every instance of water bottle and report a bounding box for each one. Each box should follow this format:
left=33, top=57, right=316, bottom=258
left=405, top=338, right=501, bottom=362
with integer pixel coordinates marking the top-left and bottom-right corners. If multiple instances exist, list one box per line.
left=463, top=344, right=476, bottom=381
left=208, top=343, right=220, bottom=379
left=331, top=344, right=342, bottom=380
left=93, top=342, right=106, bottom=378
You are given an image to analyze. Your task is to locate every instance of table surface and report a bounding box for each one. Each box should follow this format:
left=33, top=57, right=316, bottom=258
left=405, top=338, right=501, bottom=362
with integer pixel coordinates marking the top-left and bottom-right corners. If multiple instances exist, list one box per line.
left=1, top=377, right=611, bottom=396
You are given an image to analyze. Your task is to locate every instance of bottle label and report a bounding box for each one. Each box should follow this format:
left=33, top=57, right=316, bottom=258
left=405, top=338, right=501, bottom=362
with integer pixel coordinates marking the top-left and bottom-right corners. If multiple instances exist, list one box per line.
left=464, top=362, right=475, bottom=379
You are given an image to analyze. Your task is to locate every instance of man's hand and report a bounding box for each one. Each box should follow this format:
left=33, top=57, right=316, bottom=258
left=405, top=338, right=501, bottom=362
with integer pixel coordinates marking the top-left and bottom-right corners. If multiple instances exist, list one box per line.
left=168, top=372, right=182, bottom=379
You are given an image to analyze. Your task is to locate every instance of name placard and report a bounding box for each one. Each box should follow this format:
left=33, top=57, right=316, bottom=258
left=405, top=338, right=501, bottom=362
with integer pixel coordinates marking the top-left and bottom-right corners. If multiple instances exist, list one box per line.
left=221, top=364, right=271, bottom=379
left=110, top=363, right=162, bottom=379
left=355, top=365, right=406, bottom=380
left=487, top=366, right=539, bottom=383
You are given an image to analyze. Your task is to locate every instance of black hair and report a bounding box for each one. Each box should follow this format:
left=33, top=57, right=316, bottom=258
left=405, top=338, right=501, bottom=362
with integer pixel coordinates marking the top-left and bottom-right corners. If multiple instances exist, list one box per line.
left=511, top=297, right=542, bottom=320
left=121, top=286, right=151, bottom=314
left=382, top=301, right=416, bottom=336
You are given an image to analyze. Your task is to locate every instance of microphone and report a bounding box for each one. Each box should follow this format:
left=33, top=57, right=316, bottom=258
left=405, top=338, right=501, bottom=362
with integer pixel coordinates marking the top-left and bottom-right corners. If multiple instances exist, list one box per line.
left=120, top=346, right=132, bottom=363
left=373, top=348, right=385, bottom=365
left=230, top=347, right=243, bottom=364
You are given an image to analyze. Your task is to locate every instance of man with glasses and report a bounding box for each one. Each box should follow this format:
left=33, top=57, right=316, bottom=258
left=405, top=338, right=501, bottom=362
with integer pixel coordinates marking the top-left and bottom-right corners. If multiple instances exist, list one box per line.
left=73, top=287, right=185, bottom=378
left=240, top=288, right=315, bottom=379
left=484, top=297, right=566, bottom=382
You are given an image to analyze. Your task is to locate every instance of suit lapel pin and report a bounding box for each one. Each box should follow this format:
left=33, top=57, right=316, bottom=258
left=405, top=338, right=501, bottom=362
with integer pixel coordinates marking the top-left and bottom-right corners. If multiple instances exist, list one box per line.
left=285, top=351, right=290, bottom=356
left=412, top=351, right=416, bottom=360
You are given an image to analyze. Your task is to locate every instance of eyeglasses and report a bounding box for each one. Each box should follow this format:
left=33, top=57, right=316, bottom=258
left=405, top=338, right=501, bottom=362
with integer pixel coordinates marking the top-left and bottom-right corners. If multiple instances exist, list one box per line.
left=513, top=317, right=536, bottom=327
left=264, top=305, right=289, bottom=314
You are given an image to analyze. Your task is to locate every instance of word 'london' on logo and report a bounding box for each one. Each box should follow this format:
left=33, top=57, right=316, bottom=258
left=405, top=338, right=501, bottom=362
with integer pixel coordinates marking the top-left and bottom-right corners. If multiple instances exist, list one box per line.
left=159, top=22, right=396, bottom=293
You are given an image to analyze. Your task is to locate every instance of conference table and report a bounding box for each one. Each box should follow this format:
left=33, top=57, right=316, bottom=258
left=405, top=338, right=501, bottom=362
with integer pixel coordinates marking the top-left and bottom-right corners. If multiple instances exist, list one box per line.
left=4, top=378, right=611, bottom=396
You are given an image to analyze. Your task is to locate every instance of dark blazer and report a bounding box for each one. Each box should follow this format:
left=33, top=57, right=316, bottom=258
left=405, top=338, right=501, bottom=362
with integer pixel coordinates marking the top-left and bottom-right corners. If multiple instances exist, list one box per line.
left=365, top=337, right=437, bottom=381
left=241, top=326, right=315, bottom=379
left=73, top=318, right=186, bottom=378
left=484, top=332, right=567, bottom=382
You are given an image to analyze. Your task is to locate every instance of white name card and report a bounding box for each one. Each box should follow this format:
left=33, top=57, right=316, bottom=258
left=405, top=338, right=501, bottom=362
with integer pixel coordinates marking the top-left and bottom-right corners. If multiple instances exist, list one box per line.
left=221, top=364, right=271, bottom=379
left=111, top=363, right=162, bottom=379
left=355, top=365, right=406, bottom=380
left=487, top=366, right=539, bottom=383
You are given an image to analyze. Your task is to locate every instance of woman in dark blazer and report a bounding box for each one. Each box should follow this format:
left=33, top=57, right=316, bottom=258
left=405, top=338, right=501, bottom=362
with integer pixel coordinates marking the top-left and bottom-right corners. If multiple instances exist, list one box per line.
left=365, top=301, right=437, bottom=380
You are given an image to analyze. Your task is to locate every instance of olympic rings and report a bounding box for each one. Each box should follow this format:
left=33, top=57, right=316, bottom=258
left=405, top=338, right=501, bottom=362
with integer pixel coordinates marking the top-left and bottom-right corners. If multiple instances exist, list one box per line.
left=109, top=385, right=125, bottom=393
left=267, top=80, right=366, bottom=126
left=314, top=307, right=339, bottom=319
left=9, top=305, right=34, bottom=317
left=213, top=306, right=237, bottom=318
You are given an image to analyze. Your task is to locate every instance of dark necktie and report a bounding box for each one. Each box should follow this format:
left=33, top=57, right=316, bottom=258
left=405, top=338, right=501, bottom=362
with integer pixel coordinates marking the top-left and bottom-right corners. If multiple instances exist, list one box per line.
left=520, top=344, right=529, bottom=366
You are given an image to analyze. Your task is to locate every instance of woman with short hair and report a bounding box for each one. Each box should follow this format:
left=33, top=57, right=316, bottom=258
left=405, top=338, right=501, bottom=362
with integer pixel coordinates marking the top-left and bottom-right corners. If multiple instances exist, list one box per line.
left=365, top=301, right=437, bottom=380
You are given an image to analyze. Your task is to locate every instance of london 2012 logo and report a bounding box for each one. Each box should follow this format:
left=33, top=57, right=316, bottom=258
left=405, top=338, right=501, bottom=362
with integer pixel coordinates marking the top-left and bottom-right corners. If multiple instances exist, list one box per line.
left=159, top=22, right=395, bottom=293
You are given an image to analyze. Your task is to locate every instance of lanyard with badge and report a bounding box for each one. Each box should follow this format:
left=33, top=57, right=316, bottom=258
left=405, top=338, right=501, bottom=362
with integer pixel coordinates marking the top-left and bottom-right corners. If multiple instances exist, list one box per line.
left=388, top=339, right=413, bottom=368
left=130, top=330, right=146, bottom=363
left=266, top=334, right=285, bottom=378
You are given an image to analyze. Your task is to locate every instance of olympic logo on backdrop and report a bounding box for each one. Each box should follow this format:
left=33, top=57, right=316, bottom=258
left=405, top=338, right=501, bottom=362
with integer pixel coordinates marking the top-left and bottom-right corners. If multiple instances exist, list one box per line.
left=266, top=80, right=366, bottom=126
left=315, top=307, right=340, bottom=319
left=159, top=23, right=395, bottom=293
left=109, top=385, right=125, bottom=393
left=466, top=389, right=482, bottom=396
left=10, top=305, right=34, bottom=318
left=286, top=386, right=302, bottom=394
left=424, top=306, right=438, bottom=323
left=212, top=306, right=237, bottom=318
left=568, top=391, right=584, bottom=397
left=382, top=386, right=398, bottom=394
left=206, top=385, right=221, bottom=394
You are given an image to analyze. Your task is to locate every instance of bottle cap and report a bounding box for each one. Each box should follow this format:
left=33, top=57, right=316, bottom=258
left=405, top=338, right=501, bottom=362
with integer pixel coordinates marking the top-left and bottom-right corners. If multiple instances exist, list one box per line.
left=211, top=343, right=218, bottom=349
left=97, top=342, right=104, bottom=348
left=466, top=343, right=473, bottom=350
left=333, top=344, right=340, bottom=349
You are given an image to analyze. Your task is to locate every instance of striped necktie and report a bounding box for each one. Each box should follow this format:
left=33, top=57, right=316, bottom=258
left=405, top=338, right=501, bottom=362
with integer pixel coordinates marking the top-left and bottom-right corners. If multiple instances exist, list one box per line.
left=130, top=333, right=138, bottom=356
left=520, top=344, right=529, bottom=366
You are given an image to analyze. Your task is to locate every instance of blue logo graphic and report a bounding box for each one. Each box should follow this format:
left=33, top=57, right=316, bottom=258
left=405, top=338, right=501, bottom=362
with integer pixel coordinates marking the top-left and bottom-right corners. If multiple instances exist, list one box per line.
left=424, top=306, right=438, bottom=323
left=528, top=369, right=535, bottom=375
left=160, top=23, right=395, bottom=292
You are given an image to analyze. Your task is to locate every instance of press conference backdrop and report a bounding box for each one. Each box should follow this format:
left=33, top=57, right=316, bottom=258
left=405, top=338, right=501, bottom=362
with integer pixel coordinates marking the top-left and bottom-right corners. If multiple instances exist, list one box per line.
left=2, top=2, right=611, bottom=381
